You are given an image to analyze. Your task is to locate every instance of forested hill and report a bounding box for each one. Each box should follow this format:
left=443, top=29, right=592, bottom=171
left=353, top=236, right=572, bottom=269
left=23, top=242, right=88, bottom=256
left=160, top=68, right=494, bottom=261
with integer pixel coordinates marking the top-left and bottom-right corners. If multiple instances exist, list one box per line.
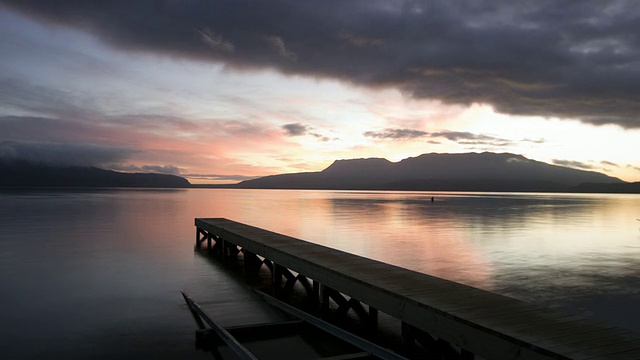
left=0, top=161, right=190, bottom=188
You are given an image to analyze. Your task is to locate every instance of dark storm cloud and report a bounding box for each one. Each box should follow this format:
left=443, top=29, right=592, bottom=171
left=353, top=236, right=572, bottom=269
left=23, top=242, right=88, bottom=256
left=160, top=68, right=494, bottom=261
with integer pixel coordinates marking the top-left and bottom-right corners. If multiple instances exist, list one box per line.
left=552, top=159, right=595, bottom=170
left=364, top=128, right=429, bottom=139
left=282, top=123, right=309, bottom=136
left=2, top=1, right=640, bottom=128
left=0, top=140, right=134, bottom=167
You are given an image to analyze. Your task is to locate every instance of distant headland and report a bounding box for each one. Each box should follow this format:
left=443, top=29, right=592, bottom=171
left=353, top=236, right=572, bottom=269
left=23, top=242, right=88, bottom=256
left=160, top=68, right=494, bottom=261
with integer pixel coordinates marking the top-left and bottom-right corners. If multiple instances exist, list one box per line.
left=0, top=160, right=190, bottom=188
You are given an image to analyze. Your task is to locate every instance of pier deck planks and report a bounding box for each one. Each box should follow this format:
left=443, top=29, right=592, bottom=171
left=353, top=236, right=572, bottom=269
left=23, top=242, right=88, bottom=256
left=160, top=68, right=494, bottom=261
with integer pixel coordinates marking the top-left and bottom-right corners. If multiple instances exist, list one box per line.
left=196, top=218, right=640, bottom=360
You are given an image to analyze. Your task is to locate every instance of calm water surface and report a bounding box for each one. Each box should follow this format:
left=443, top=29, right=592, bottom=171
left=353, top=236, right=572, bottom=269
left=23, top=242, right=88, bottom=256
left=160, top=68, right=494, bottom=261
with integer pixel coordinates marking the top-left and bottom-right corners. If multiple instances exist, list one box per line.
left=1, top=189, right=639, bottom=358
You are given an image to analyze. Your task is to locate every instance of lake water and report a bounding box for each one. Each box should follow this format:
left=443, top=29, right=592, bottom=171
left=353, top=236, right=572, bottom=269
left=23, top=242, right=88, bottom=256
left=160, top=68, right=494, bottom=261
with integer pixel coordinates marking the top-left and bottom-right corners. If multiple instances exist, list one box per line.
left=1, top=188, right=640, bottom=358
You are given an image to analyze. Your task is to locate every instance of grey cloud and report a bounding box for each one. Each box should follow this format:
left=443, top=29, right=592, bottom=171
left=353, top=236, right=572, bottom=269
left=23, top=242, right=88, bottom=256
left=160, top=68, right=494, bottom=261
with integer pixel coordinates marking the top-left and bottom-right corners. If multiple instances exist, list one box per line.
left=2, top=1, right=640, bottom=128
left=266, top=36, right=297, bottom=61
left=0, top=140, right=134, bottom=167
left=458, top=140, right=512, bottom=147
left=111, top=164, right=182, bottom=175
left=506, top=157, right=530, bottom=163
left=601, top=160, right=619, bottom=167
left=0, top=115, right=107, bottom=143
left=364, top=128, right=429, bottom=139
left=309, top=133, right=330, bottom=142
left=0, top=78, right=87, bottom=117
left=185, top=173, right=258, bottom=181
left=282, top=123, right=330, bottom=140
left=196, top=27, right=235, bottom=53
left=282, top=123, right=309, bottom=136
left=363, top=128, right=512, bottom=146
left=522, top=138, right=546, bottom=144
left=552, top=159, right=595, bottom=170
left=430, top=131, right=511, bottom=146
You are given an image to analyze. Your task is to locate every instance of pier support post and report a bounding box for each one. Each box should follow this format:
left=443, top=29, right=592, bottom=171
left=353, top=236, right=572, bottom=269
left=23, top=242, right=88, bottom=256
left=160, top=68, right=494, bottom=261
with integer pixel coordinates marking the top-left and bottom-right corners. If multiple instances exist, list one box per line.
left=401, top=322, right=416, bottom=353
left=319, top=284, right=330, bottom=315
left=228, top=245, right=240, bottom=258
left=242, top=250, right=261, bottom=279
left=273, top=263, right=283, bottom=295
left=368, top=306, right=378, bottom=330
left=211, top=236, right=223, bottom=256
left=312, top=280, right=320, bottom=307
left=296, top=275, right=314, bottom=301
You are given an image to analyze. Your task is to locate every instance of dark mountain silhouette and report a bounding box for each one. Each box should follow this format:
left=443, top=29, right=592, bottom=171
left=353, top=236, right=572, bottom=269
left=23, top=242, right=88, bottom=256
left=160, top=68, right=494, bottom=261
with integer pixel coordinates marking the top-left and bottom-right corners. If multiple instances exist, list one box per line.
left=236, top=152, right=627, bottom=192
left=0, top=160, right=190, bottom=188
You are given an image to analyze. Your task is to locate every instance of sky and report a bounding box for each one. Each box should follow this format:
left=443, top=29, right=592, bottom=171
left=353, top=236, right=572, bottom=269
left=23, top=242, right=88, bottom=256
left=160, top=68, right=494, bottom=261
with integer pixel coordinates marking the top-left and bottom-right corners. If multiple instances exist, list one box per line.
left=0, top=1, right=639, bottom=184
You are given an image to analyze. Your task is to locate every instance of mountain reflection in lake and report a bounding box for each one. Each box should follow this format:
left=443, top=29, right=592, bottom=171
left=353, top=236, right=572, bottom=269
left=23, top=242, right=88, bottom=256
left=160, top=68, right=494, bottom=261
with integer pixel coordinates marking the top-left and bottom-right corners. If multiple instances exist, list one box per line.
left=1, top=189, right=639, bottom=358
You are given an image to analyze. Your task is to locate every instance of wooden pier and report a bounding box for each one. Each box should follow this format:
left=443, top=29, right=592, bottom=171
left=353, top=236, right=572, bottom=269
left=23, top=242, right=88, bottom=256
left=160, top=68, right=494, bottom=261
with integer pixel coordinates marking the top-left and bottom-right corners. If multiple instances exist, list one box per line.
left=195, top=218, right=640, bottom=360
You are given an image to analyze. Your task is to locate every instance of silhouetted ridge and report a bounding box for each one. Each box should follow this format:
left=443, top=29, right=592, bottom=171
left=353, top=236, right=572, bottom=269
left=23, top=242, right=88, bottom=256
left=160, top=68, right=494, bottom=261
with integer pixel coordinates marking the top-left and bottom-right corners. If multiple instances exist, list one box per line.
left=236, top=152, right=626, bottom=192
left=322, top=158, right=393, bottom=174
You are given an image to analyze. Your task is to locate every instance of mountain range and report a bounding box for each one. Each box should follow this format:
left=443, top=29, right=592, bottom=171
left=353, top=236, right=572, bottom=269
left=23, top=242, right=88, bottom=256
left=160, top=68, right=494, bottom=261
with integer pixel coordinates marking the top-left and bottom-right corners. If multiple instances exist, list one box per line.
left=236, top=152, right=638, bottom=193
left=2, top=153, right=638, bottom=193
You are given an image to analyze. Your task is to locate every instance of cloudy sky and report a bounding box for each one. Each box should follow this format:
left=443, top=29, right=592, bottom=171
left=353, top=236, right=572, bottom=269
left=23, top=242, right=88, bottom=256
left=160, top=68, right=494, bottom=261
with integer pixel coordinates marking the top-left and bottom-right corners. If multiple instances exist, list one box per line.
left=1, top=0, right=639, bottom=183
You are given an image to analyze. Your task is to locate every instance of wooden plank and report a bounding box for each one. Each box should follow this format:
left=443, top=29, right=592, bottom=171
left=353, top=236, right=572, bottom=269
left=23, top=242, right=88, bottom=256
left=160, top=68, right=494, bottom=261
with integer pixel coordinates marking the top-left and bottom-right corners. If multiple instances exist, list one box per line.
left=451, top=302, right=543, bottom=320
left=541, top=327, right=631, bottom=348
left=565, top=339, right=640, bottom=359
left=545, top=329, right=639, bottom=355
left=585, top=347, right=640, bottom=360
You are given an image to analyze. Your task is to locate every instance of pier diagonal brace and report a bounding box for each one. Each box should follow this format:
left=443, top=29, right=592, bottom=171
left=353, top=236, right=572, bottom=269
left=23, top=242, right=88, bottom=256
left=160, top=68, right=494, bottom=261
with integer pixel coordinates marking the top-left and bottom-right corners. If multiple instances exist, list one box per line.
left=322, top=287, right=378, bottom=329
left=223, top=242, right=240, bottom=259
left=195, top=228, right=208, bottom=249
left=242, top=250, right=264, bottom=278
left=296, top=274, right=315, bottom=298
left=401, top=322, right=463, bottom=359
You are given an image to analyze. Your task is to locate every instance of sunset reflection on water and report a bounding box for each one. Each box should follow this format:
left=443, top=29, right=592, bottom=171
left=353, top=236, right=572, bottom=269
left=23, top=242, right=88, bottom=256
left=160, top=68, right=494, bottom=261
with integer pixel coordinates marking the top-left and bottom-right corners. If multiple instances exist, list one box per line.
left=2, top=188, right=640, bottom=359
left=189, top=190, right=640, bottom=300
